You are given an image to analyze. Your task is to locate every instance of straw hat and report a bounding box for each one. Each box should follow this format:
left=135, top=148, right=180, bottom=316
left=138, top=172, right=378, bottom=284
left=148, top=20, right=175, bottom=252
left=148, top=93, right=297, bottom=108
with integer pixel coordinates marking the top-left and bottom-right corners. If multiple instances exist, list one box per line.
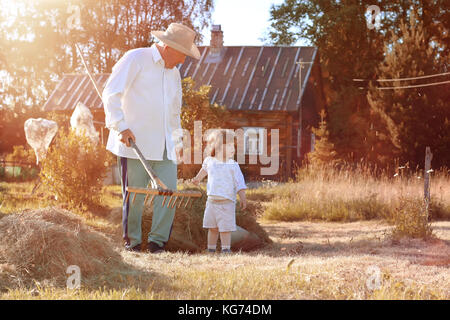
left=151, top=23, right=201, bottom=60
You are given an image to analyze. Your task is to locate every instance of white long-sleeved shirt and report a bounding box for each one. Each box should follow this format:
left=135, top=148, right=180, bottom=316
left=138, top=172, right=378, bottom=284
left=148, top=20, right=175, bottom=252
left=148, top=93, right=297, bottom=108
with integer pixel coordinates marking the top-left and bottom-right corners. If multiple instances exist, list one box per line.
left=202, top=156, right=247, bottom=202
left=102, top=44, right=183, bottom=161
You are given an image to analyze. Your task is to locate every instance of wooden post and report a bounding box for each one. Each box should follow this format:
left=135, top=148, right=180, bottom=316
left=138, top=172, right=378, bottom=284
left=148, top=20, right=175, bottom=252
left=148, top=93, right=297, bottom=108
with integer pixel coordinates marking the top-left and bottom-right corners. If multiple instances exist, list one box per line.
left=424, top=147, right=433, bottom=219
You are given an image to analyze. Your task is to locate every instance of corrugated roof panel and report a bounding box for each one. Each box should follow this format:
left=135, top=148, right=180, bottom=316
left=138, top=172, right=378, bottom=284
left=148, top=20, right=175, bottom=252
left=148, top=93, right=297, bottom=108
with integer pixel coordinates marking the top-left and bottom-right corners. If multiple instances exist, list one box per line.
left=65, top=76, right=90, bottom=110
left=258, top=47, right=283, bottom=110
left=237, top=46, right=264, bottom=110
left=43, top=46, right=318, bottom=113
left=43, top=74, right=110, bottom=111
left=279, top=47, right=301, bottom=111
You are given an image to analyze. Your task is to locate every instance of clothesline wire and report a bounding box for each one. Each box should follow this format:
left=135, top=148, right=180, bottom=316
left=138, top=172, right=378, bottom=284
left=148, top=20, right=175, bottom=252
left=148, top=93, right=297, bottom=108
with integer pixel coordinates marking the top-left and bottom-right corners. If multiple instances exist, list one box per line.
left=376, top=79, right=450, bottom=90
left=353, top=71, right=450, bottom=82
left=357, top=79, right=450, bottom=90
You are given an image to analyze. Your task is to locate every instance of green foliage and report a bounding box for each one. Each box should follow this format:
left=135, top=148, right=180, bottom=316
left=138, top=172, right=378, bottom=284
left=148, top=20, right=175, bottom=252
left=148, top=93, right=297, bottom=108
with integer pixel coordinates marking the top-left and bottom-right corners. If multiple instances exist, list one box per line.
left=181, top=77, right=229, bottom=134
left=368, top=13, right=450, bottom=168
left=179, top=78, right=230, bottom=178
left=269, top=1, right=386, bottom=164
left=268, top=1, right=449, bottom=168
left=40, top=129, right=110, bottom=211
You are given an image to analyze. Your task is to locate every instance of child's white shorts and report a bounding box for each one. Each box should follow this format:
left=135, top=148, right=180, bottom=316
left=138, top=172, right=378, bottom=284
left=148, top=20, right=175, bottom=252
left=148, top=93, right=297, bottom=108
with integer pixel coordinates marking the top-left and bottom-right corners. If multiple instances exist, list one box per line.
left=203, top=198, right=237, bottom=232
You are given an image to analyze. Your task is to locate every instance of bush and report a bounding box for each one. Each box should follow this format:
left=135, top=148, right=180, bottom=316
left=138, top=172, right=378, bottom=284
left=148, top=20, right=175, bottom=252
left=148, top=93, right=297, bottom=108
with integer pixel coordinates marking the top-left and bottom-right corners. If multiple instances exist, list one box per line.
left=390, top=196, right=434, bottom=240
left=1, top=145, right=38, bottom=181
left=40, top=130, right=110, bottom=210
left=5, top=145, right=37, bottom=164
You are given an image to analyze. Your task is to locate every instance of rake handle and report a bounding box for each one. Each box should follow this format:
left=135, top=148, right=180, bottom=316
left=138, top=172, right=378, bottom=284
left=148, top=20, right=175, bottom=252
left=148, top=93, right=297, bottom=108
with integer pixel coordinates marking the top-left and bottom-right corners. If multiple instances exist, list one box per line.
left=128, top=138, right=170, bottom=191
left=126, top=187, right=202, bottom=198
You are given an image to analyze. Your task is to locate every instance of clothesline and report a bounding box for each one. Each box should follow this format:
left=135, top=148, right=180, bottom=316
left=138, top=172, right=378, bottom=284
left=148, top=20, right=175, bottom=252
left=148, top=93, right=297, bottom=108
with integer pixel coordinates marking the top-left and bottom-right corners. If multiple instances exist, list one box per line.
left=353, top=71, right=450, bottom=82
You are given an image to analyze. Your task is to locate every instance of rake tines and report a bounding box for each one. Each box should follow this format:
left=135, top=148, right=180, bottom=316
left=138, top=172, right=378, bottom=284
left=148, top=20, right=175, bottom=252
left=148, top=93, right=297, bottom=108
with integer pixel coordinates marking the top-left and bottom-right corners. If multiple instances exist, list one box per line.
left=126, top=187, right=200, bottom=208
left=123, top=139, right=202, bottom=209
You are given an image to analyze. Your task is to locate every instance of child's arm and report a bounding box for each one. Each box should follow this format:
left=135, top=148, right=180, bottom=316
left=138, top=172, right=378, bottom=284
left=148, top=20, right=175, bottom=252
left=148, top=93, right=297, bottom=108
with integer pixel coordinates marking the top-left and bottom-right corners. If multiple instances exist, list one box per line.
left=233, top=162, right=247, bottom=210
left=191, top=168, right=207, bottom=185
left=237, top=189, right=247, bottom=210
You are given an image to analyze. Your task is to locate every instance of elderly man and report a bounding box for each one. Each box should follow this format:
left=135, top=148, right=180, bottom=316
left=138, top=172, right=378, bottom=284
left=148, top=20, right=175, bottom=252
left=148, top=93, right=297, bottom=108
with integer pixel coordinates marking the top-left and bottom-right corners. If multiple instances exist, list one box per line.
left=102, top=23, right=200, bottom=253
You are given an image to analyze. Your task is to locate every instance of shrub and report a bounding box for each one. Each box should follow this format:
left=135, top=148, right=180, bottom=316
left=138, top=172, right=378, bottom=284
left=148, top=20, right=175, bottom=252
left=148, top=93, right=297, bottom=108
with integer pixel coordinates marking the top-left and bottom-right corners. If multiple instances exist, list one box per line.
left=40, top=129, right=110, bottom=210
left=1, top=145, right=38, bottom=181
left=390, top=196, right=434, bottom=240
left=5, top=145, right=36, bottom=164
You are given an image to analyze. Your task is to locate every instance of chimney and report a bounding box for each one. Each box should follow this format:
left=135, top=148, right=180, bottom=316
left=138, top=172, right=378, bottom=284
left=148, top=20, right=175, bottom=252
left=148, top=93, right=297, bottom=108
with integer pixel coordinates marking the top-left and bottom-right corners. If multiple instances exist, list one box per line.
left=210, top=24, right=223, bottom=53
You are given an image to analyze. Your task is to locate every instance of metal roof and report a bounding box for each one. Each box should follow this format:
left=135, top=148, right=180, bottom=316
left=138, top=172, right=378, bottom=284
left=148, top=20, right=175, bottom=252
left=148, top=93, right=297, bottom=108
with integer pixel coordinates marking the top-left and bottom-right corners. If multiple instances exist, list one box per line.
left=42, top=74, right=109, bottom=112
left=42, top=46, right=317, bottom=112
left=180, top=46, right=317, bottom=112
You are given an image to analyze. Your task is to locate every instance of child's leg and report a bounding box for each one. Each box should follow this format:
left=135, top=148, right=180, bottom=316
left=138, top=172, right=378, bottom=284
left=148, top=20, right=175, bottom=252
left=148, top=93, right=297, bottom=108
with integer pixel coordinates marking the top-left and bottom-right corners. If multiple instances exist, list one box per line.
left=219, top=232, right=231, bottom=251
left=208, top=228, right=219, bottom=251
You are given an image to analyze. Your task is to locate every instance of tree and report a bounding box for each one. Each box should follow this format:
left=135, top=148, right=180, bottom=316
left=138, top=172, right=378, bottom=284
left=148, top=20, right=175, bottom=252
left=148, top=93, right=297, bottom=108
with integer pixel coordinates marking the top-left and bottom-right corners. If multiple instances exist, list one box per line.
left=0, top=0, right=213, bottom=109
left=268, top=0, right=449, bottom=167
left=181, top=77, right=229, bottom=135
left=368, top=13, right=450, bottom=168
left=0, top=0, right=213, bottom=154
left=268, top=0, right=386, bottom=164
left=307, top=110, right=339, bottom=168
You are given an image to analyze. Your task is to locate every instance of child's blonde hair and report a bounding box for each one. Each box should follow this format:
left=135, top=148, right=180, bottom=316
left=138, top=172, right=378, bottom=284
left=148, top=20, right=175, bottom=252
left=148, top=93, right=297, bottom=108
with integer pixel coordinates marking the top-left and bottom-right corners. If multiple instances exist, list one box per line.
left=206, top=129, right=236, bottom=159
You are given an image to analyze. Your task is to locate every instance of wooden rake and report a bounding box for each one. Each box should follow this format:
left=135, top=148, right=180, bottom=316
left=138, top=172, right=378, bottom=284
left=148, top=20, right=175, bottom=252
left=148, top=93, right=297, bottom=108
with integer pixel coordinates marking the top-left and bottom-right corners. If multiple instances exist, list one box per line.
left=126, top=139, right=202, bottom=209
left=75, top=43, right=202, bottom=209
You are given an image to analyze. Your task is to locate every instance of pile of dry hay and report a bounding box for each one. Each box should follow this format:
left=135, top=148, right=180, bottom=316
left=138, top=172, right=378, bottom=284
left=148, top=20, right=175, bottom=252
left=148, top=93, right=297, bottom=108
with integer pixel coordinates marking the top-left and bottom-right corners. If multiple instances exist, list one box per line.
left=142, top=188, right=272, bottom=252
left=0, top=208, right=121, bottom=290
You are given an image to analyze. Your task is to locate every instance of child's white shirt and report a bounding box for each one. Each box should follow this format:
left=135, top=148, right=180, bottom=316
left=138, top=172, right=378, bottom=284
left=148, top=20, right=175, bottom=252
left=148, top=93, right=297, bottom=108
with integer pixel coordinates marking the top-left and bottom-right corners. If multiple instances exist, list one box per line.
left=202, top=156, right=247, bottom=202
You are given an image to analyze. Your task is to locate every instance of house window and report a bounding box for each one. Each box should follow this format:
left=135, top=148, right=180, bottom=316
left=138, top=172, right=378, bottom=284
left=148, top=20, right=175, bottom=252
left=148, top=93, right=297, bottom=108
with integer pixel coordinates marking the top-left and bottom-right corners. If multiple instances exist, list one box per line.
left=243, top=127, right=265, bottom=156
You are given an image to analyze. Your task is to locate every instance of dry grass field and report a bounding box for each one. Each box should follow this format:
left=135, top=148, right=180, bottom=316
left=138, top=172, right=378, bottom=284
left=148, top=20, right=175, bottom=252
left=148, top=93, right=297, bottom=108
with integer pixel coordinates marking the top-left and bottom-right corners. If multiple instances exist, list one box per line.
left=0, top=167, right=449, bottom=300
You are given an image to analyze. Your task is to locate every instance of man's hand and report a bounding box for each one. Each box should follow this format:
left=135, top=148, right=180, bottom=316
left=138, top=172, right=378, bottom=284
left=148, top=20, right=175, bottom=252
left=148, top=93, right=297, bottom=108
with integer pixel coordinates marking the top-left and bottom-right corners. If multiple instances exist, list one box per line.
left=190, top=177, right=200, bottom=186
left=119, top=129, right=136, bottom=147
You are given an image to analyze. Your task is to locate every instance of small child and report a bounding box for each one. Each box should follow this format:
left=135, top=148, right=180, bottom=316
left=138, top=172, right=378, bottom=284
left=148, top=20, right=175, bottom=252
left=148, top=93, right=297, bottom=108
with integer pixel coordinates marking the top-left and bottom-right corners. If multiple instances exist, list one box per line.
left=191, top=129, right=247, bottom=253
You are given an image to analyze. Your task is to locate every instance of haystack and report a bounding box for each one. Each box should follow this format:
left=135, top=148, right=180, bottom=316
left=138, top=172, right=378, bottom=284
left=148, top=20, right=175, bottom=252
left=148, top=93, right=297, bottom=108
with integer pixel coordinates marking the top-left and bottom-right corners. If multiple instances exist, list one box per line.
left=0, top=208, right=121, bottom=289
left=142, top=188, right=272, bottom=252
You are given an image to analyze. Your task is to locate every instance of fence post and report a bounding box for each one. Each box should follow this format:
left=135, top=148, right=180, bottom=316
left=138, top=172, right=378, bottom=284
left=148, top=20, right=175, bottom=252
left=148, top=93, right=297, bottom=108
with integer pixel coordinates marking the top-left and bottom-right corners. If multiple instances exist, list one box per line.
left=424, top=146, right=433, bottom=220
